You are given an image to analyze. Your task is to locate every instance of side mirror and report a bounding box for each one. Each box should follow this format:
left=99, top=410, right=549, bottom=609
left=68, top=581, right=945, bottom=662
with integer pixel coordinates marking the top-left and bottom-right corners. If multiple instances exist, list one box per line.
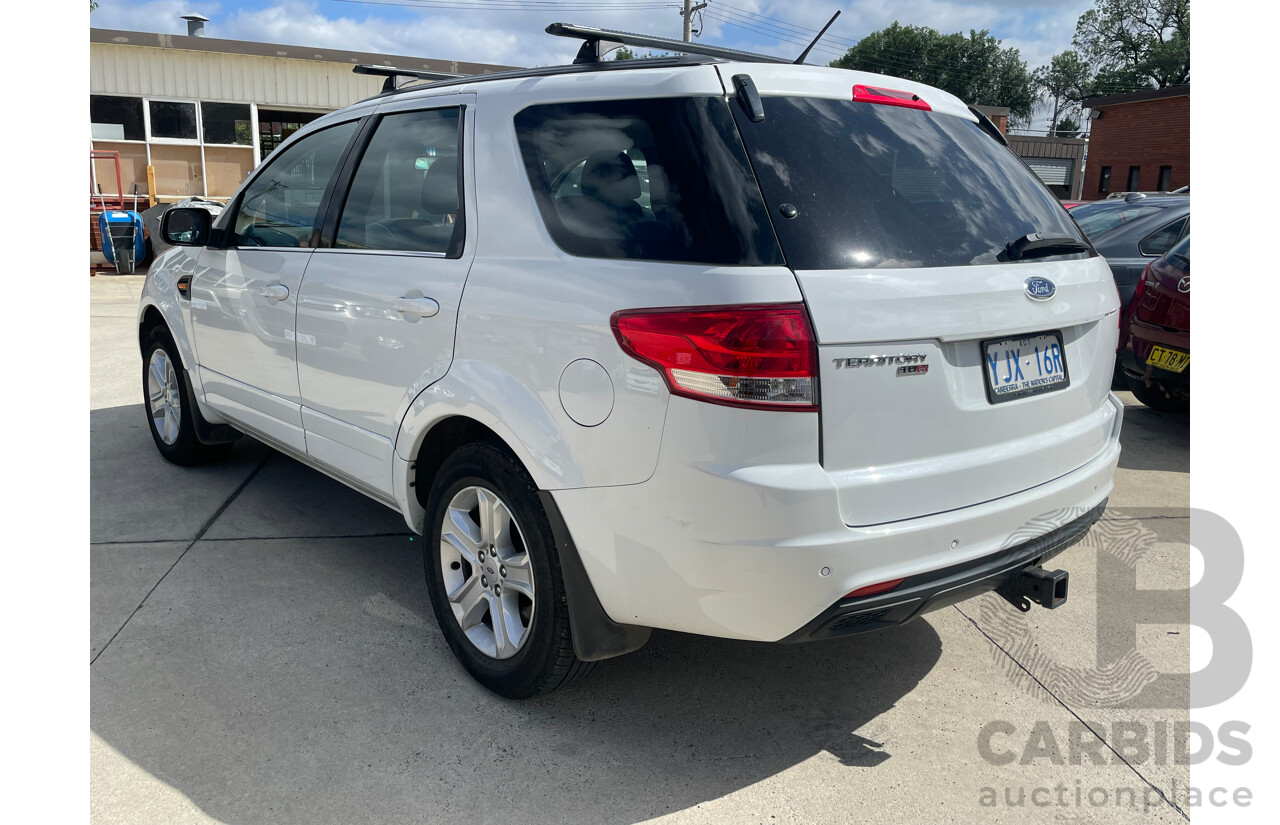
left=160, top=207, right=213, bottom=246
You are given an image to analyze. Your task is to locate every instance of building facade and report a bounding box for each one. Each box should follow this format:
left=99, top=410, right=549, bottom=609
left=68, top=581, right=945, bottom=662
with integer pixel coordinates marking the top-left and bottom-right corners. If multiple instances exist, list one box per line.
left=1080, top=86, right=1189, bottom=200
left=90, top=26, right=513, bottom=206
left=1008, top=135, right=1087, bottom=200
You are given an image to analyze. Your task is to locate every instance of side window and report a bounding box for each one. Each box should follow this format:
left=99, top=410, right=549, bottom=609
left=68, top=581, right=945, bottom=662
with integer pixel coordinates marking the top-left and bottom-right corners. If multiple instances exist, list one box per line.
left=1139, top=217, right=1187, bottom=256
left=335, top=107, right=463, bottom=255
left=232, top=120, right=358, bottom=248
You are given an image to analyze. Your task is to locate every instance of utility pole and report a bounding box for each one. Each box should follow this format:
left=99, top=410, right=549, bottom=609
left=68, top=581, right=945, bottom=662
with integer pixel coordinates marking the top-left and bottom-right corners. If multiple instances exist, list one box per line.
left=681, top=0, right=709, bottom=42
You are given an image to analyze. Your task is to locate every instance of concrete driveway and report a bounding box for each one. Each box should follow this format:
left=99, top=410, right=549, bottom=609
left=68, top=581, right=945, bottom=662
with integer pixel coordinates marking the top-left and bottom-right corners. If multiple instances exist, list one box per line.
left=91, top=274, right=1191, bottom=824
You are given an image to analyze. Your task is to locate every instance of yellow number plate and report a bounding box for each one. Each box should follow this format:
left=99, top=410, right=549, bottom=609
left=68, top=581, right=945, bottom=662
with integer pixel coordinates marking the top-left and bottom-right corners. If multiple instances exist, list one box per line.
left=1147, top=345, right=1190, bottom=373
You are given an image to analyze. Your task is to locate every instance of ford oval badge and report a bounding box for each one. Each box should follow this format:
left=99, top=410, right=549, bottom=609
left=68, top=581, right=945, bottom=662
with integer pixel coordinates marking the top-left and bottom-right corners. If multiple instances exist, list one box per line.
left=1024, top=277, right=1056, bottom=301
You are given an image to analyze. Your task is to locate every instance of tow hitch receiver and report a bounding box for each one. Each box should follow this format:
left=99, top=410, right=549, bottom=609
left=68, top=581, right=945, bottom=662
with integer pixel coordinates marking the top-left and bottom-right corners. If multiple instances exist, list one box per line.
left=998, top=566, right=1069, bottom=612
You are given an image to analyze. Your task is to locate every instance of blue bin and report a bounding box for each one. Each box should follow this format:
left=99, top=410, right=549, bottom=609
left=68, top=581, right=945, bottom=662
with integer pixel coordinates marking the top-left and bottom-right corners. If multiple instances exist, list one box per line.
left=98, top=210, right=146, bottom=274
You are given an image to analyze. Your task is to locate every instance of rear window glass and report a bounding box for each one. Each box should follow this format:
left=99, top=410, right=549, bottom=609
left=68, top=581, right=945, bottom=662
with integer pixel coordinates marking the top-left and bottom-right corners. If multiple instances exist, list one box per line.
left=1070, top=201, right=1169, bottom=238
left=731, top=96, right=1089, bottom=270
left=514, top=97, right=783, bottom=266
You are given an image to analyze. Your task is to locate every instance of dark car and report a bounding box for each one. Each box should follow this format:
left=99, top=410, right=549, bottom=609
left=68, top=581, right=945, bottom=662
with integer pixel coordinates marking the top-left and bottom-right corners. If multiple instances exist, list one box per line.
left=1119, top=236, right=1189, bottom=411
left=1069, top=195, right=1190, bottom=309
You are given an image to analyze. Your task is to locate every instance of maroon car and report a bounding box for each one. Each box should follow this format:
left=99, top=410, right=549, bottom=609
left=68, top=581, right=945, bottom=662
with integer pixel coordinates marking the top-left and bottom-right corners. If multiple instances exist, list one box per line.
left=1119, top=235, right=1190, bottom=411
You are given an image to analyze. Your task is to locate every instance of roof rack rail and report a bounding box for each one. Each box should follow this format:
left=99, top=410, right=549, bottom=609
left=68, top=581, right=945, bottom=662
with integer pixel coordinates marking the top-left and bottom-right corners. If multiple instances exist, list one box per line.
left=546, top=22, right=790, bottom=65
left=354, top=64, right=467, bottom=93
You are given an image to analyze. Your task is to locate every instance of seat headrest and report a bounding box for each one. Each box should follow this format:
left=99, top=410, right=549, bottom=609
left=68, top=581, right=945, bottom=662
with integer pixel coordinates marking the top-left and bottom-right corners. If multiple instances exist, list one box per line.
left=420, top=157, right=459, bottom=214
left=580, top=151, right=641, bottom=208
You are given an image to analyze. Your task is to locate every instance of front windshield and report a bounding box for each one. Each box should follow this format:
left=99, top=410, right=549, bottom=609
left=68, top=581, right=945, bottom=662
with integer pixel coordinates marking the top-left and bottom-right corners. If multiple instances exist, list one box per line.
left=731, top=96, right=1090, bottom=269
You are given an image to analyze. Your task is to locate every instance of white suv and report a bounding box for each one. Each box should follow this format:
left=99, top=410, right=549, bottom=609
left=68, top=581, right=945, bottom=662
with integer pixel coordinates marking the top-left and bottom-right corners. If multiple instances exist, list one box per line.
left=139, top=34, right=1122, bottom=698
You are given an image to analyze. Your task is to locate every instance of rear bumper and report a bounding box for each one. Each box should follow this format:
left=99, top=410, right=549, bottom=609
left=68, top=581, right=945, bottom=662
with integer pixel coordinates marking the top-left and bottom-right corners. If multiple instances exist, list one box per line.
left=779, top=499, right=1105, bottom=642
left=1120, top=320, right=1190, bottom=387
left=552, top=393, right=1122, bottom=642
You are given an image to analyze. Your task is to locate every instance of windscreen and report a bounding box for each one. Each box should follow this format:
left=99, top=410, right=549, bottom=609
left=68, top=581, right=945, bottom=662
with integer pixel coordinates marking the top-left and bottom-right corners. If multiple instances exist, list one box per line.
left=1070, top=201, right=1171, bottom=238
left=731, top=96, right=1091, bottom=270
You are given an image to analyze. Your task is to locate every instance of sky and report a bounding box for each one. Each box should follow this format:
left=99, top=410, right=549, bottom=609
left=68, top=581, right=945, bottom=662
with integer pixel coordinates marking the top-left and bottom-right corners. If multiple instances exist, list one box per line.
left=90, top=0, right=1098, bottom=128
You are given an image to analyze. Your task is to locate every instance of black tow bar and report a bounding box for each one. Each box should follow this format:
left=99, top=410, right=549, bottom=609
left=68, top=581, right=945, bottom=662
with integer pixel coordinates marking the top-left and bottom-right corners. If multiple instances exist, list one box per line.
left=998, top=566, right=1069, bottom=613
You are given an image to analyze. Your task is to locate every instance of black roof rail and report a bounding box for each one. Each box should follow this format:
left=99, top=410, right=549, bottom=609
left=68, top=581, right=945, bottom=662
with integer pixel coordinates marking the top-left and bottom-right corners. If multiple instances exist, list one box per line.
left=546, top=22, right=790, bottom=65
left=354, top=64, right=467, bottom=93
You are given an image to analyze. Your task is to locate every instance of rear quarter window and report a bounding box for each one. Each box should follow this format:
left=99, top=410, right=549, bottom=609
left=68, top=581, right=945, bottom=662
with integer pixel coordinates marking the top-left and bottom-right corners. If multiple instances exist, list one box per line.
left=514, top=97, right=782, bottom=266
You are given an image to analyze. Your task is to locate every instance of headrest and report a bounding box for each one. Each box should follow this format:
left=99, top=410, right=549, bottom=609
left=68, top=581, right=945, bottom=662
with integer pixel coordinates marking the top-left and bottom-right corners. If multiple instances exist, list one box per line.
left=580, top=151, right=641, bottom=207
left=420, top=157, right=459, bottom=214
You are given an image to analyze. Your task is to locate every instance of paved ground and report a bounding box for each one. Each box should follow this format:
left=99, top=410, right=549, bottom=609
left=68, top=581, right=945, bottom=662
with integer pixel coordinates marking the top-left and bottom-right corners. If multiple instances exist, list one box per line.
left=91, top=273, right=1191, bottom=824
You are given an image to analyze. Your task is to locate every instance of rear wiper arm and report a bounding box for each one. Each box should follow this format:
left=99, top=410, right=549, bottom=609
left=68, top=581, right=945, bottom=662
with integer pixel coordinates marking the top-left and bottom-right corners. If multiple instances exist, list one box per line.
left=1003, top=233, right=1090, bottom=261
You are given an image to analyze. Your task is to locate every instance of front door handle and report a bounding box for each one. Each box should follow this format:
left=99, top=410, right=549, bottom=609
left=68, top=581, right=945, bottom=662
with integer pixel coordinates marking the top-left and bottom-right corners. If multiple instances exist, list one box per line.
left=259, top=283, right=290, bottom=302
left=393, top=297, right=440, bottom=318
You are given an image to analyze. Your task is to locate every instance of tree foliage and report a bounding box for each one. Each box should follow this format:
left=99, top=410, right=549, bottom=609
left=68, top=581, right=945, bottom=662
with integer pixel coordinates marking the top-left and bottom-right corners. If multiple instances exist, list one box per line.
left=1034, top=50, right=1093, bottom=134
left=611, top=46, right=636, bottom=61
left=1073, top=0, right=1190, bottom=94
left=829, top=22, right=1036, bottom=118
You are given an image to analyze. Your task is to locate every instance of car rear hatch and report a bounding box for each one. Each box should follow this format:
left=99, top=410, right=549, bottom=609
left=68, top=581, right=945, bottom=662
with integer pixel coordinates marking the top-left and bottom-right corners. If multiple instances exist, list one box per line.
left=725, top=65, right=1121, bottom=526
left=1135, top=237, right=1190, bottom=332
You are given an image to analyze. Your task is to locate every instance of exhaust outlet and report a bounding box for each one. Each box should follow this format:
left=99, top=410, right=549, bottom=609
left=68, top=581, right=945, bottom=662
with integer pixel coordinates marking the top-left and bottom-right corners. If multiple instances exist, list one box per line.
left=998, top=566, right=1069, bottom=612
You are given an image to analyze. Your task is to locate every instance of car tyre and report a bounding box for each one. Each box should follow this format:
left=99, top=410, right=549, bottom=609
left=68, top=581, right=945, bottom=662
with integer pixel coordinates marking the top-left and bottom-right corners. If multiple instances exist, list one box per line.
left=142, top=328, right=234, bottom=465
left=1124, top=373, right=1189, bottom=413
left=424, top=442, right=593, bottom=698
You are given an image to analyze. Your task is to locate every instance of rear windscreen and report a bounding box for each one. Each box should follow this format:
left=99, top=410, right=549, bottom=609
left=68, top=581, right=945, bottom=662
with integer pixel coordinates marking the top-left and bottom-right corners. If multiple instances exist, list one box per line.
left=514, top=97, right=783, bottom=266
left=731, top=96, right=1091, bottom=270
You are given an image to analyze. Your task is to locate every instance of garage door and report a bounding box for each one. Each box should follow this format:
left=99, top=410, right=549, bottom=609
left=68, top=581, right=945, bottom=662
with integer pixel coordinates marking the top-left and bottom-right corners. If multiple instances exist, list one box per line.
left=1025, top=157, right=1073, bottom=187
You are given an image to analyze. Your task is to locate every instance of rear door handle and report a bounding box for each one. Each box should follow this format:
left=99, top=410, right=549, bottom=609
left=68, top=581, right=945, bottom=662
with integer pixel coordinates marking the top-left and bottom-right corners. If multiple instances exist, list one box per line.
left=393, top=297, right=440, bottom=318
left=259, top=283, right=290, bottom=302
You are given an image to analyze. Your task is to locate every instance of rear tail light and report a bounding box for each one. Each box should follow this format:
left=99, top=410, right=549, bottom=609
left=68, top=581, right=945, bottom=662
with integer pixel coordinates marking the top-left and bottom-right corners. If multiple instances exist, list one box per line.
left=611, top=304, right=818, bottom=411
left=1134, top=263, right=1152, bottom=304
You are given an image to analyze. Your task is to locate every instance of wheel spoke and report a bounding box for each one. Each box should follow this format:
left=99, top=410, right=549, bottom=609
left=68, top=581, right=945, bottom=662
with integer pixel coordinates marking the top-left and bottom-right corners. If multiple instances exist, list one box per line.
left=163, top=406, right=180, bottom=443
left=149, top=354, right=168, bottom=390
left=443, top=508, right=483, bottom=565
left=149, top=385, right=166, bottom=414
left=476, top=488, right=500, bottom=546
left=449, top=574, right=488, bottom=629
left=489, top=592, right=512, bottom=658
left=501, top=553, right=534, bottom=598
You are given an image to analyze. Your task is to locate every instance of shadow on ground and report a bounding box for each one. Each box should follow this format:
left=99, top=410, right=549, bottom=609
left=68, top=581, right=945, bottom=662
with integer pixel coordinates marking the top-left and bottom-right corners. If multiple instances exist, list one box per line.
left=91, top=403, right=943, bottom=824
left=1114, top=397, right=1189, bottom=474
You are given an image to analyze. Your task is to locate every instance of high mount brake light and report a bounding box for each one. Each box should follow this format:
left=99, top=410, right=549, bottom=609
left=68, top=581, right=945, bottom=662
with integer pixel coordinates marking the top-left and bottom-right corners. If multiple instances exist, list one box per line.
left=852, top=84, right=931, bottom=111
left=611, top=304, right=818, bottom=412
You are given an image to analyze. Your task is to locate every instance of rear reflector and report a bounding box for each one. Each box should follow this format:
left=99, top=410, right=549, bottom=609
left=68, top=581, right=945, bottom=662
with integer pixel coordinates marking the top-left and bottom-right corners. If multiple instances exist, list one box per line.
left=845, top=578, right=905, bottom=599
left=852, top=84, right=931, bottom=111
left=611, top=304, right=818, bottom=411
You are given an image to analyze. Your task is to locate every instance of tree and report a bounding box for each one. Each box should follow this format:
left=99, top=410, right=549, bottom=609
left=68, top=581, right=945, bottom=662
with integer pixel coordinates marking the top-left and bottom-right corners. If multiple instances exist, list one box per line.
left=830, top=23, right=1036, bottom=119
left=1050, top=116, right=1081, bottom=138
left=1034, top=50, right=1092, bottom=136
left=611, top=46, right=636, bottom=61
left=1073, top=0, right=1190, bottom=94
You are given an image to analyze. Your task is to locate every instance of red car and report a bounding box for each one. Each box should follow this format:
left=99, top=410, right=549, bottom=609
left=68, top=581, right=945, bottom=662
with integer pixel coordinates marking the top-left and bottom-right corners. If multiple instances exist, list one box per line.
left=1119, top=235, right=1189, bottom=411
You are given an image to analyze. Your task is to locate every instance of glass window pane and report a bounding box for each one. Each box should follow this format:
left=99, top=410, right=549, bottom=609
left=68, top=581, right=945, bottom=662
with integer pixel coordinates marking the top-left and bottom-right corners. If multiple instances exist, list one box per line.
left=201, top=102, right=252, bottom=145
left=336, top=108, right=463, bottom=254
left=149, top=101, right=198, bottom=140
left=732, top=96, right=1086, bottom=270
left=91, top=95, right=145, bottom=141
left=1139, top=218, right=1187, bottom=256
left=232, top=121, right=359, bottom=248
left=515, top=97, right=782, bottom=265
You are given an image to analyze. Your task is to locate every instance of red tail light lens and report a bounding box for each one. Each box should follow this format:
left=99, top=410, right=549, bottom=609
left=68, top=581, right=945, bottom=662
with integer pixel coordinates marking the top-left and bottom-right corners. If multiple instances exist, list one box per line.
left=1134, top=263, right=1151, bottom=304
left=611, top=304, right=818, bottom=411
left=845, top=578, right=905, bottom=599
left=852, top=84, right=931, bottom=111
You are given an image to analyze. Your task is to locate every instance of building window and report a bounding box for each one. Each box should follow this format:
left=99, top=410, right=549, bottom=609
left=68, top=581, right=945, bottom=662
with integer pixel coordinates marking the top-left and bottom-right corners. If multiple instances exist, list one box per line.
left=1098, top=166, right=1111, bottom=194
left=149, top=101, right=198, bottom=141
left=201, top=102, right=252, bottom=146
left=1158, top=165, right=1173, bottom=191
left=91, top=95, right=145, bottom=141
left=1127, top=166, right=1141, bottom=192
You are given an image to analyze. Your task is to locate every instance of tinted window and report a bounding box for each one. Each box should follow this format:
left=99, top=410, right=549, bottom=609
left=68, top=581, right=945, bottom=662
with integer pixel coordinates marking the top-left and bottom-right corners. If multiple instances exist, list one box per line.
left=201, top=102, right=252, bottom=145
left=1163, top=235, right=1189, bottom=269
left=232, top=121, right=358, bottom=248
left=732, top=97, right=1088, bottom=269
left=91, top=95, right=144, bottom=141
left=515, top=97, right=782, bottom=265
left=1070, top=201, right=1169, bottom=239
left=149, top=101, right=198, bottom=140
left=1139, top=217, right=1188, bottom=256
left=336, top=108, right=463, bottom=255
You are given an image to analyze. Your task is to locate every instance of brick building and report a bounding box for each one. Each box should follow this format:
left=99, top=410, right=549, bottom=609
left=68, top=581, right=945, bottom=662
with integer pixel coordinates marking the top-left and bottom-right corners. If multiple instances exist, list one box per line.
left=1081, top=86, right=1189, bottom=200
